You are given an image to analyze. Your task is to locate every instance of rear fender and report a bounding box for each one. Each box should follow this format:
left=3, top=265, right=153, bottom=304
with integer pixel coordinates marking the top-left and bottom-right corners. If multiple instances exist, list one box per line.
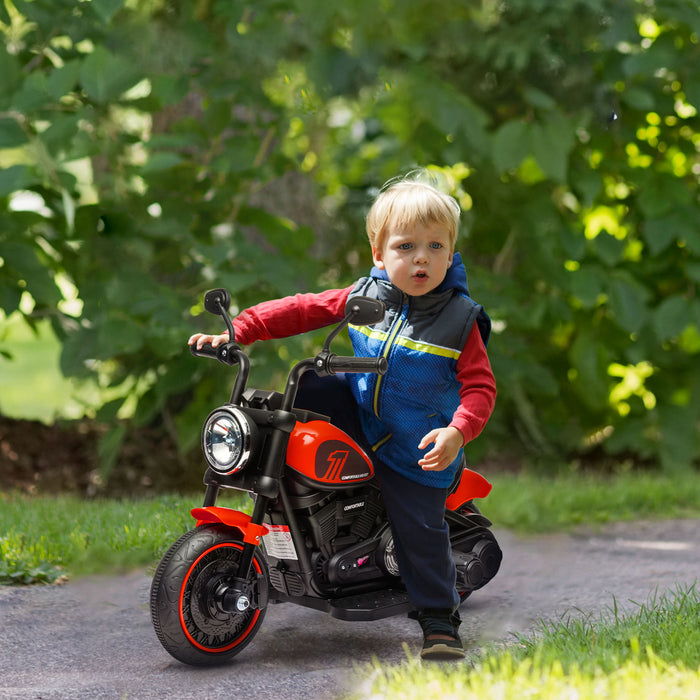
left=190, top=506, right=268, bottom=546
left=445, top=468, right=492, bottom=512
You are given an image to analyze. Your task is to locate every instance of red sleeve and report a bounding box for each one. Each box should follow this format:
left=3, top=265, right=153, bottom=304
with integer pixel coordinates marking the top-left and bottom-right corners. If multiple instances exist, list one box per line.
left=231, top=286, right=354, bottom=345
left=448, top=323, right=497, bottom=444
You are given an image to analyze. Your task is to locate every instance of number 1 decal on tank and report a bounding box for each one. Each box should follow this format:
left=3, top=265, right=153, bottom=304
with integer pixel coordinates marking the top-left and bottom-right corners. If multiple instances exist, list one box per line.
left=286, top=420, right=374, bottom=487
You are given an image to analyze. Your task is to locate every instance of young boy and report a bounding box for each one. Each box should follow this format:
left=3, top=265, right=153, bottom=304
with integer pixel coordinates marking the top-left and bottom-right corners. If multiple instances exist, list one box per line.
left=189, top=176, right=496, bottom=660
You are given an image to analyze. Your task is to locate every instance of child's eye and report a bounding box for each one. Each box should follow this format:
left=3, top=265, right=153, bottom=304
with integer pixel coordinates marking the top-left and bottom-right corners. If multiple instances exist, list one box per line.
left=430, top=242, right=443, bottom=249
left=398, top=242, right=413, bottom=250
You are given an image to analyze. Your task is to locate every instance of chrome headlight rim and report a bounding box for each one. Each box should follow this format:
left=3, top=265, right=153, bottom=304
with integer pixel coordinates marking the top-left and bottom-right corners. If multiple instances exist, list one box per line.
left=202, top=406, right=255, bottom=475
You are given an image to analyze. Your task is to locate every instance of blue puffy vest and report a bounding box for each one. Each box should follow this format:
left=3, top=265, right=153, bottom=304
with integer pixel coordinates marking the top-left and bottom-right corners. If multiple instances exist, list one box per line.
left=345, top=253, right=490, bottom=488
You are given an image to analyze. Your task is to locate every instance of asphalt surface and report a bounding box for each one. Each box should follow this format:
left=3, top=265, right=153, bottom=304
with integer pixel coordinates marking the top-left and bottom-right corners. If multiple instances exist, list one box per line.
left=1, top=519, right=698, bottom=700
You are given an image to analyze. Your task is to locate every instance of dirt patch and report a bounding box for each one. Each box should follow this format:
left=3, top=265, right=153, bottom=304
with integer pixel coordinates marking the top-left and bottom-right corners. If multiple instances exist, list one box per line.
left=0, top=416, right=523, bottom=498
left=0, top=416, right=203, bottom=497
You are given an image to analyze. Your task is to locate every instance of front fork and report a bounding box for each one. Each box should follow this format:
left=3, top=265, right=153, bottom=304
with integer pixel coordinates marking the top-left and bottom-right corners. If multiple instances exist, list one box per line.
left=198, top=484, right=270, bottom=614
left=199, top=405, right=298, bottom=614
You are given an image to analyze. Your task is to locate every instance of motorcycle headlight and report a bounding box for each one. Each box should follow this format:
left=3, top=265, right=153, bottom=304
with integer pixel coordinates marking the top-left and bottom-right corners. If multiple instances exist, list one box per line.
left=202, top=407, right=256, bottom=475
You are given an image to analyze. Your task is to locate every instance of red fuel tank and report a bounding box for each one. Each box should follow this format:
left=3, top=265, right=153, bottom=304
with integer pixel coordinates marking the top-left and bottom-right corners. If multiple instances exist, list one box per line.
left=286, top=420, right=374, bottom=488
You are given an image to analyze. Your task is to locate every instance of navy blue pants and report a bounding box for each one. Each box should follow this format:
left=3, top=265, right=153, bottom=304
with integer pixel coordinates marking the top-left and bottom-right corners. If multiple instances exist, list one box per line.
left=294, top=373, right=459, bottom=611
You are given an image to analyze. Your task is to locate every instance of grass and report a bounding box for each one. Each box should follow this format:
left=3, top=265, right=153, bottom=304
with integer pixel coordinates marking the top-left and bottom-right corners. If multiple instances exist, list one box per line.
left=485, top=468, right=700, bottom=532
left=357, top=585, right=700, bottom=700
left=0, top=492, right=190, bottom=584
left=509, top=585, right=700, bottom=673
left=0, top=316, right=103, bottom=422
left=2, top=470, right=698, bottom=700
left=2, top=469, right=699, bottom=584
left=0, top=490, right=248, bottom=584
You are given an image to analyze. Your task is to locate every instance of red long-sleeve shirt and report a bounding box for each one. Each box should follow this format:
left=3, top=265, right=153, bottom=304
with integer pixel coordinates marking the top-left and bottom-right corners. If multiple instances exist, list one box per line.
left=232, top=286, right=496, bottom=445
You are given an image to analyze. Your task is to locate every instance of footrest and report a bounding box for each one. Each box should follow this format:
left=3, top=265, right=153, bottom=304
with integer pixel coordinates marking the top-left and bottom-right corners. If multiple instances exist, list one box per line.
left=328, top=588, right=412, bottom=621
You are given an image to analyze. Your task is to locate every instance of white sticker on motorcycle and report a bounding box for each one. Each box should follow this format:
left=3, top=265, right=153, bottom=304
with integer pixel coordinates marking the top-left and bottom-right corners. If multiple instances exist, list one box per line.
left=262, top=524, right=298, bottom=560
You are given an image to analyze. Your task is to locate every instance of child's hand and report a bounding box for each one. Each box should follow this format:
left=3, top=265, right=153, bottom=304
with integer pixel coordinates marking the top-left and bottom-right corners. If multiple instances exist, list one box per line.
left=188, top=332, right=229, bottom=350
left=417, top=426, right=465, bottom=471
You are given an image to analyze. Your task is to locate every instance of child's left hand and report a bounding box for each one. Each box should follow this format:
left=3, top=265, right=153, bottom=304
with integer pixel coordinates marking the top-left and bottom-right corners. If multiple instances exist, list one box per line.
left=417, top=426, right=465, bottom=471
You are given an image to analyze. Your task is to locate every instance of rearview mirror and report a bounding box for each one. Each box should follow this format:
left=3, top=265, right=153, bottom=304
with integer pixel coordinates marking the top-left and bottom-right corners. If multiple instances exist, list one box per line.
left=344, top=296, right=385, bottom=326
left=204, top=288, right=231, bottom=316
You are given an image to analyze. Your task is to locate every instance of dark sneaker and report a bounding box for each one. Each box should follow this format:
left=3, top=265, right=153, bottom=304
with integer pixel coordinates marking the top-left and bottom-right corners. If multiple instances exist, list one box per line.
left=421, top=634, right=465, bottom=660
left=415, top=608, right=465, bottom=661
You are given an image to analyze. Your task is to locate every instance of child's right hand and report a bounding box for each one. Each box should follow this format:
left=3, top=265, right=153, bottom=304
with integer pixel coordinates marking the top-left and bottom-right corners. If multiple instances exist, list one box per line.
left=188, top=332, right=229, bottom=350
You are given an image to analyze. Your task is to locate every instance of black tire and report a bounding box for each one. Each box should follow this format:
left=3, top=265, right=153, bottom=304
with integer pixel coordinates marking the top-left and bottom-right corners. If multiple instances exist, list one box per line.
left=150, top=524, right=269, bottom=666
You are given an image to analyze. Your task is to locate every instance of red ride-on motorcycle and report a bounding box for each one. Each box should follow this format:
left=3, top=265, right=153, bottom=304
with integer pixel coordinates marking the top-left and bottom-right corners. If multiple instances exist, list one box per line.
left=150, top=288, right=502, bottom=666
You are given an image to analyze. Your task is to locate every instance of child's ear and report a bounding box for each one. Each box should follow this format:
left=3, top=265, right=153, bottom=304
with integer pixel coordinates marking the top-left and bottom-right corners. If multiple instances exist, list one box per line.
left=372, top=246, right=386, bottom=270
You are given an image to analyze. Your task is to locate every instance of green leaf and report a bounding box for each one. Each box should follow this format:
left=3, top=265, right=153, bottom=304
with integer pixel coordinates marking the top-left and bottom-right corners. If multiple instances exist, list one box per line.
left=95, top=398, right=126, bottom=422
left=571, top=169, right=602, bottom=206
left=607, top=273, right=649, bottom=334
left=522, top=87, right=556, bottom=110
left=0, top=284, right=23, bottom=315
left=210, top=140, right=261, bottom=173
left=1, top=240, right=62, bottom=306
left=411, top=72, right=489, bottom=151
left=637, top=172, right=692, bottom=218
left=530, top=112, right=575, bottom=182
left=684, top=78, right=700, bottom=111
left=569, top=329, right=610, bottom=410
left=79, top=46, right=143, bottom=103
left=11, top=72, right=50, bottom=113
left=492, top=121, right=529, bottom=173
left=567, top=264, right=606, bottom=309
left=40, top=115, right=80, bottom=157
left=150, top=74, right=190, bottom=106
left=620, top=87, right=655, bottom=111
left=643, top=208, right=700, bottom=255
left=604, top=416, right=653, bottom=457
left=0, top=118, right=28, bottom=148
left=91, top=0, right=125, bottom=23
left=656, top=405, right=698, bottom=473
left=237, top=206, right=313, bottom=257
left=593, top=232, right=625, bottom=267
left=643, top=217, right=678, bottom=255
left=520, top=361, right=559, bottom=397
left=141, top=152, right=185, bottom=173
left=60, top=328, right=98, bottom=377
left=652, top=296, right=691, bottom=342
left=681, top=224, right=700, bottom=255
left=97, top=316, right=145, bottom=356
left=46, top=60, right=82, bottom=100
left=686, top=262, right=700, bottom=283
left=0, top=49, right=22, bottom=102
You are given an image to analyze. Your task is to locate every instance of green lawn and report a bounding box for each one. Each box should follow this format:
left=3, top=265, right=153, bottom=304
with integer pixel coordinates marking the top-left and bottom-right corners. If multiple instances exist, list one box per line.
left=358, top=584, right=700, bottom=700
left=1, top=471, right=698, bottom=700
left=2, top=470, right=699, bottom=585
left=486, top=469, right=700, bottom=532
left=0, top=316, right=101, bottom=423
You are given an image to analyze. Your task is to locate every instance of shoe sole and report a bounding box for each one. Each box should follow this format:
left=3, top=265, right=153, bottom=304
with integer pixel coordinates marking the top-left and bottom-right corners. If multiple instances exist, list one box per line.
left=420, top=643, right=466, bottom=661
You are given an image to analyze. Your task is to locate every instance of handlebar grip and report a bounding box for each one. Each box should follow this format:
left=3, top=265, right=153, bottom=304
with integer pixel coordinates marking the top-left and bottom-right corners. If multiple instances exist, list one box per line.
left=189, top=342, right=240, bottom=367
left=327, top=355, right=387, bottom=375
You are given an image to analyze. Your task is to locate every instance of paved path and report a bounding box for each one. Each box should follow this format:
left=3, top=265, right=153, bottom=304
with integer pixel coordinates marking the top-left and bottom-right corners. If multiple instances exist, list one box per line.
left=1, top=519, right=697, bottom=699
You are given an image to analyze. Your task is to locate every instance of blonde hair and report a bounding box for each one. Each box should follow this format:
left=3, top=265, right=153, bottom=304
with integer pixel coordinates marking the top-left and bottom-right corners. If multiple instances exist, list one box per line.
left=366, top=175, right=461, bottom=252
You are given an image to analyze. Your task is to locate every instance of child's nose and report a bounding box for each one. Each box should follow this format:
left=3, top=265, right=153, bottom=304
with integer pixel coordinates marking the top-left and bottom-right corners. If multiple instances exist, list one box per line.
left=414, top=247, right=429, bottom=263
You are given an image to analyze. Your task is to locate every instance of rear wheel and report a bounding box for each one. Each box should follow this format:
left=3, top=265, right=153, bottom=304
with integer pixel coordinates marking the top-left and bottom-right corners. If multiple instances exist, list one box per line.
left=150, top=525, right=268, bottom=666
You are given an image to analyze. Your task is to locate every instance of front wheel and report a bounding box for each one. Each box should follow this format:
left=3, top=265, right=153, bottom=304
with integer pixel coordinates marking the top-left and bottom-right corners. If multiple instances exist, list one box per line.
left=150, top=524, right=269, bottom=666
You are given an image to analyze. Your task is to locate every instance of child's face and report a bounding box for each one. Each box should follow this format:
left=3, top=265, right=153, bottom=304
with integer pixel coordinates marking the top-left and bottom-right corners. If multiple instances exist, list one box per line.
left=372, top=221, right=454, bottom=297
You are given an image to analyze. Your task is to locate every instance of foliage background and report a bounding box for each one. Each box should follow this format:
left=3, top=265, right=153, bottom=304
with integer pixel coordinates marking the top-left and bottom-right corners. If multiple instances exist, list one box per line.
left=1, top=0, right=699, bottom=478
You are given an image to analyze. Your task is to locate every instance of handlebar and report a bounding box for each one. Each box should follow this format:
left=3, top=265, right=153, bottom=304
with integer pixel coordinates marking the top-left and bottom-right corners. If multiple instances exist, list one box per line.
left=322, top=354, right=387, bottom=376
left=189, top=342, right=241, bottom=367
left=191, top=343, right=386, bottom=376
